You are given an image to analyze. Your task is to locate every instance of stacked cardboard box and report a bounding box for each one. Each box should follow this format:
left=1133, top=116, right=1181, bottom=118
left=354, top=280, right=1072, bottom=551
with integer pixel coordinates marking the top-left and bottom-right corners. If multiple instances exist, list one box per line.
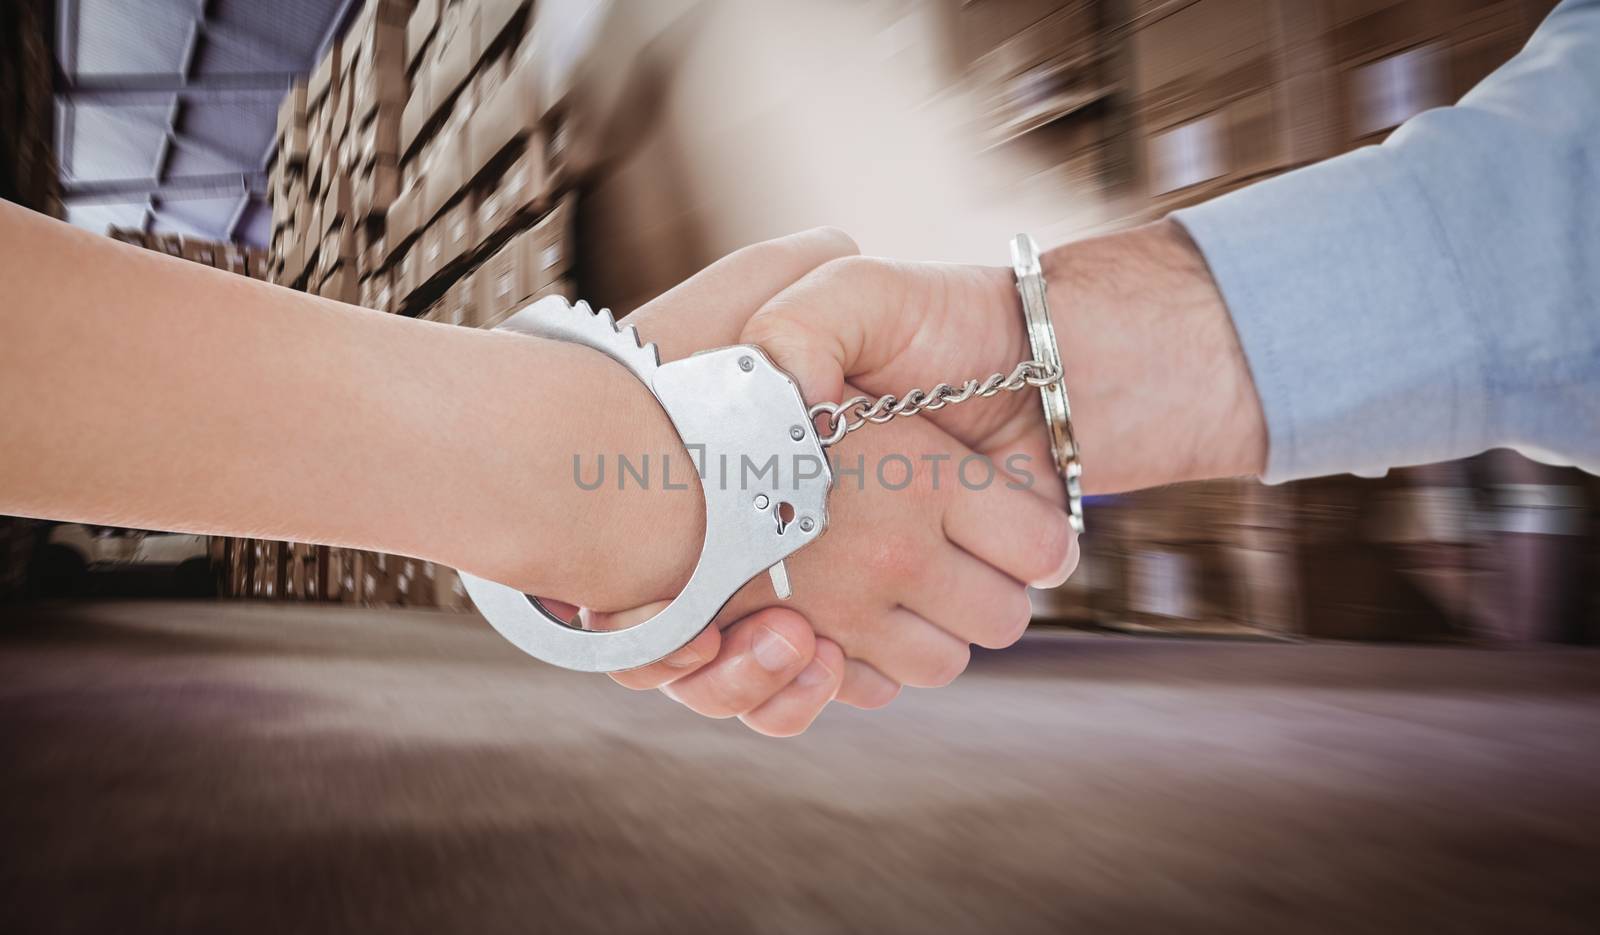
left=1121, top=0, right=1553, bottom=213
left=390, top=0, right=575, bottom=323
left=107, top=227, right=269, bottom=279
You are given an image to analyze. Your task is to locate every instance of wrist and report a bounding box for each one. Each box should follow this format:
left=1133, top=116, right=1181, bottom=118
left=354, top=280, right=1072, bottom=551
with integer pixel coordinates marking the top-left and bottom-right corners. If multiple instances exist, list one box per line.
left=443, top=331, right=704, bottom=611
left=1040, top=219, right=1267, bottom=492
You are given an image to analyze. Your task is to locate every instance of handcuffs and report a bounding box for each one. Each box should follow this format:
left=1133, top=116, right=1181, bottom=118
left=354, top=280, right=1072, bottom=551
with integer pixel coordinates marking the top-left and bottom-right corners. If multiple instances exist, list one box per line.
left=459, top=234, right=1083, bottom=672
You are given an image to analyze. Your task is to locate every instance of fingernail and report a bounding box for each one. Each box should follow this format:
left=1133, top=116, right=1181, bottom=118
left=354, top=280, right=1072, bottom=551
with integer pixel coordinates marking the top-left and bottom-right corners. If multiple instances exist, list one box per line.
left=663, top=645, right=703, bottom=669
left=1031, top=544, right=1080, bottom=590
left=752, top=625, right=802, bottom=672
left=795, top=657, right=835, bottom=688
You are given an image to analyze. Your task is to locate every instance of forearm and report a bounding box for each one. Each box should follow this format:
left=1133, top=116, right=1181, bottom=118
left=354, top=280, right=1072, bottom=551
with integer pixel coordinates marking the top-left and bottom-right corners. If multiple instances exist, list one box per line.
left=0, top=202, right=698, bottom=608
left=1040, top=220, right=1267, bottom=493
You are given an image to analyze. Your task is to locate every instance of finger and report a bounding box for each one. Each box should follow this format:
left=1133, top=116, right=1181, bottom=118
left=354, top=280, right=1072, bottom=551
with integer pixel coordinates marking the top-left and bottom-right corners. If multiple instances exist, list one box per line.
left=738, top=638, right=845, bottom=737
left=836, top=659, right=901, bottom=709
left=607, top=622, right=725, bottom=691
left=943, top=479, right=1079, bottom=590
left=841, top=607, right=971, bottom=689
left=903, top=548, right=1035, bottom=651
left=629, top=227, right=859, bottom=360
left=658, top=608, right=815, bottom=718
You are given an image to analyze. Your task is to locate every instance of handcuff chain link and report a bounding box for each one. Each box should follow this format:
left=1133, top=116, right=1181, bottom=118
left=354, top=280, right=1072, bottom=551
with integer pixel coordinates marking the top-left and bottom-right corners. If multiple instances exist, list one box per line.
left=808, top=359, right=1060, bottom=448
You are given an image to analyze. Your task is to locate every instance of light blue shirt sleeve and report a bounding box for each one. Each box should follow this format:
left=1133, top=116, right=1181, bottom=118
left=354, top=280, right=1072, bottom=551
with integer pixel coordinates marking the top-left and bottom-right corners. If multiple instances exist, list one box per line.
left=1173, top=0, right=1600, bottom=483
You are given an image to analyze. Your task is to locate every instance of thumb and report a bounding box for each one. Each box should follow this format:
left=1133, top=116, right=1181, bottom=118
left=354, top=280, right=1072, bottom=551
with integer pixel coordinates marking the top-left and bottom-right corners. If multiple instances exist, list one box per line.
left=741, top=254, right=913, bottom=418
left=742, top=304, right=849, bottom=426
left=626, top=226, right=858, bottom=362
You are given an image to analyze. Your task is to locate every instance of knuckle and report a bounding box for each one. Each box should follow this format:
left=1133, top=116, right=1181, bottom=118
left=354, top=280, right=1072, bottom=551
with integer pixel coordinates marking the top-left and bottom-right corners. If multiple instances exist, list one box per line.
left=809, top=226, right=860, bottom=256
left=863, top=531, right=924, bottom=581
left=818, top=253, right=876, bottom=280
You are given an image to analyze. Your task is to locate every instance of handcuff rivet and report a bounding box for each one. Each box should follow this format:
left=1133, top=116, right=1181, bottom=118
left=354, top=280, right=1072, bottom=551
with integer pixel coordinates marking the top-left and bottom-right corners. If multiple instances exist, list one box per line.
left=738, top=356, right=755, bottom=372
left=754, top=494, right=770, bottom=510
left=789, top=425, right=805, bottom=441
left=798, top=517, right=815, bottom=533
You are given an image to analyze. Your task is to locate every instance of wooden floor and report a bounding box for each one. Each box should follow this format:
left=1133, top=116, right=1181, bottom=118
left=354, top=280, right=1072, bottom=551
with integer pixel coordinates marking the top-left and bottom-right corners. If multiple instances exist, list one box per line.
left=2, top=600, right=1598, bottom=934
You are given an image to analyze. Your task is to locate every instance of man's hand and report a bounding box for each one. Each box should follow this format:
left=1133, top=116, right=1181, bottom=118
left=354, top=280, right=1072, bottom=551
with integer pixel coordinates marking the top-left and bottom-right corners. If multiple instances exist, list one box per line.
left=742, top=219, right=1269, bottom=495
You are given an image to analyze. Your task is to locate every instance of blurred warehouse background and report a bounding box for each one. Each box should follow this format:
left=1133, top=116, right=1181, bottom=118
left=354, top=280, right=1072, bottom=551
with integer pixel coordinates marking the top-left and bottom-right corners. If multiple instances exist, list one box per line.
left=5, top=5, right=1600, bottom=935
left=2, top=0, right=1594, bottom=645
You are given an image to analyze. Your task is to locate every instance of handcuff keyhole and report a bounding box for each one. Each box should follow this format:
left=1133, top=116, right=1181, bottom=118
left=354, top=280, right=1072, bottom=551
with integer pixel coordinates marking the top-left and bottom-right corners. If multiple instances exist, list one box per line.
left=775, top=501, right=795, bottom=534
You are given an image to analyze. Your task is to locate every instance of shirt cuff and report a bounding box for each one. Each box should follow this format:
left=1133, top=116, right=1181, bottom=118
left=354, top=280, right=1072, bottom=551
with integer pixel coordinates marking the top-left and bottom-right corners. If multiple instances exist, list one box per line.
left=1172, top=148, right=1492, bottom=484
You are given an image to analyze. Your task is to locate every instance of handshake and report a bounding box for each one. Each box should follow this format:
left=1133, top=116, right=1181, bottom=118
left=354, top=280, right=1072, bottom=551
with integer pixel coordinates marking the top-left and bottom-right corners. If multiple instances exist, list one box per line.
left=471, top=221, right=1266, bottom=738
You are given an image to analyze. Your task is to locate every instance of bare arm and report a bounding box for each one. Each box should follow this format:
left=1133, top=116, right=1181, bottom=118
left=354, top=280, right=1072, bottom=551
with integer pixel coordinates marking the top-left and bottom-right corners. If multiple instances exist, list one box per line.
left=0, top=199, right=697, bottom=610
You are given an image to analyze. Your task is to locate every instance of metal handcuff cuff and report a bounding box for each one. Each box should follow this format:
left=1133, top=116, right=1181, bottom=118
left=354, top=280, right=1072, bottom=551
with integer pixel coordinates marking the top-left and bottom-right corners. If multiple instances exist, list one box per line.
left=458, top=234, right=1084, bottom=672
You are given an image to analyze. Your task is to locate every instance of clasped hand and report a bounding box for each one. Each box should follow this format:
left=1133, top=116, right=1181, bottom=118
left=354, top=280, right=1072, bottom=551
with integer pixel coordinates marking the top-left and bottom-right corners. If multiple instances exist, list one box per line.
left=580, top=229, right=1079, bottom=736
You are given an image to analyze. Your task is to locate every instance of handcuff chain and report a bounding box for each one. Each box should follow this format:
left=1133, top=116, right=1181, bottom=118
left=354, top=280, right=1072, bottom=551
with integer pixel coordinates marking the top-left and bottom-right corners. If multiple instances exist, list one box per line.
left=808, top=359, right=1061, bottom=448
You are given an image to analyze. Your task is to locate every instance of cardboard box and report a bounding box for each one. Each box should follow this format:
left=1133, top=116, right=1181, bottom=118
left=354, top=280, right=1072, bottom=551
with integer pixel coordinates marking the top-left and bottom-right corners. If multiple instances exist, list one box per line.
left=107, top=227, right=146, bottom=247
left=474, top=228, right=532, bottom=323
left=476, top=143, right=547, bottom=242
left=543, top=116, right=571, bottom=192
left=400, top=80, right=431, bottom=157
left=477, top=0, right=531, bottom=54
left=322, top=174, right=351, bottom=234
left=353, top=159, right=400, bottom=219
left=525, top=195, right=574, bottom=293
left=394, top=559, right=438, bottom=608
left=153, top=233, right=184, bottom=257
left=277, top=81, right=307, bottom=137
left=420, top=125, right=471, bottom=225
left=337, top=133, right=356, bottom=176
left=322, top=147, right=337, bottom=197
left=282, top=123, right=309, bottom=166
left=433, top=567, right=473, bottom=611
left=221, top=246, right=250, bottom=276
left=1132, top=0, right=1293, bottom=203
left=306, top=130, right=325, bottom=186
left=407, top=0, right=441, bottom=71
left=429, top=1, right=480, bottom=111
left=468, top=48, right=539, bottom=174
left=318, top=265, right=358, bottom=304
left=533, top=277, right=576, bottom=303
left=386, top=182, right=422, bottom=254
left=308, top=41, right=341, bottom=110
left=442, top=270, right=476, bottom=326
left=330, top=79, right=352, bottom=144
left=318, top=224, right=356, bottom=284
left=357, top=219, right=385, bottom=269
left=180, top=239, right=219, bottom=266
left=471, top=201, right=571, bottom=326
left=417, top=196, right=476, bottom=284
left=360, top=268, right=392, bottom=310
left=356, top=105, right=402, bottom=168
left=351, top=19, right=408, bottom=121
left=438, top=191, right=478, bottom=269
left=362, top=553, right=403, bottom=605
left=395, top=241, right=420, bottom=300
